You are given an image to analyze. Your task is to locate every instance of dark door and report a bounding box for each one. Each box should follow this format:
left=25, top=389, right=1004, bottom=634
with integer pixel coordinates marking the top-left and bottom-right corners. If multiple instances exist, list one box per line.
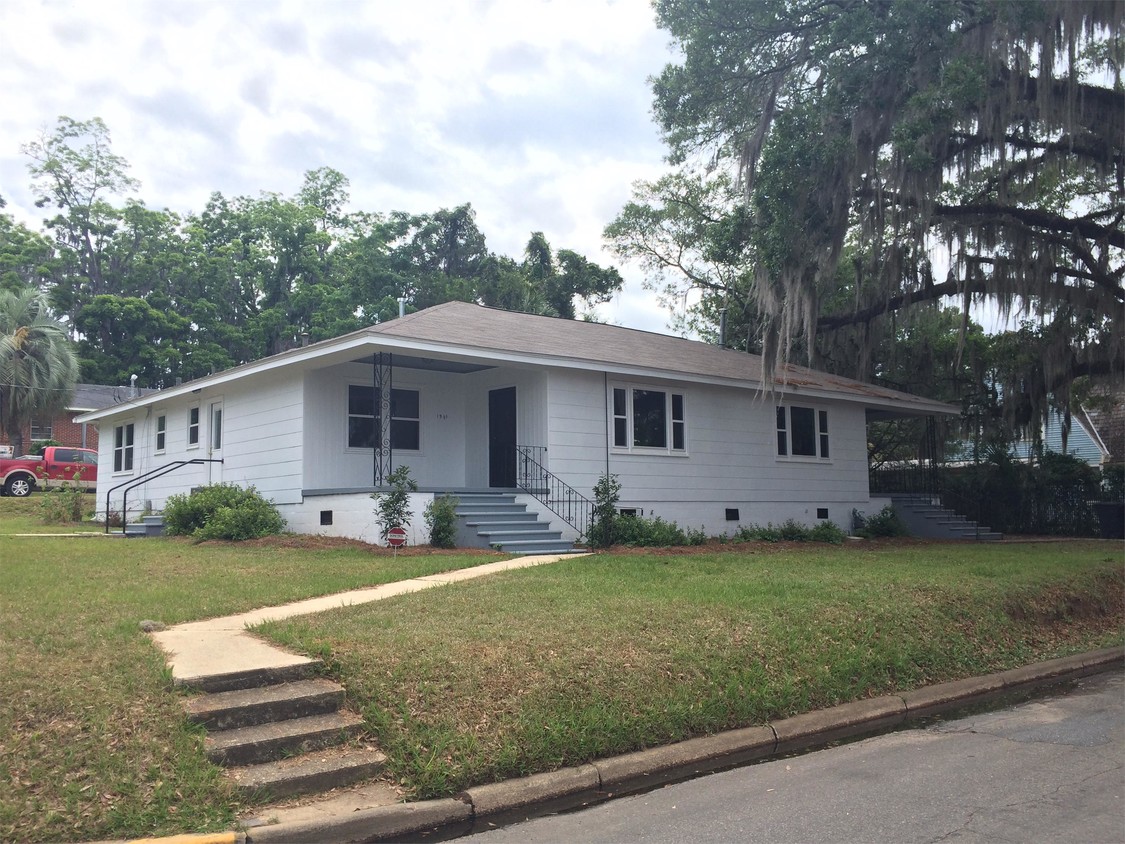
left=489, top=387, right=517, bottom=488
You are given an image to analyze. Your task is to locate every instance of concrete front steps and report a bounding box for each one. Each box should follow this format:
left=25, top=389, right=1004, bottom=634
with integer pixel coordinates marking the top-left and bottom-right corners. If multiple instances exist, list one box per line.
left=182, top=665, right=385, bottom=800
left=888, top=494, right=1003, bottom=541
left=124, top=514, right=165, bottom=537
left=453, top=492, right=583, bottom=555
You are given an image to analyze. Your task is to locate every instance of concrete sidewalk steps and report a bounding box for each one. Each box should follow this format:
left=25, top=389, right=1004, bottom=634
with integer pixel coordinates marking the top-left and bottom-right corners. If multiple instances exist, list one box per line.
left=206, top=710, right=366, bottom=767
left=185, top=670, right=386, bottom=799
left=185, top=678, right=346, bottom=731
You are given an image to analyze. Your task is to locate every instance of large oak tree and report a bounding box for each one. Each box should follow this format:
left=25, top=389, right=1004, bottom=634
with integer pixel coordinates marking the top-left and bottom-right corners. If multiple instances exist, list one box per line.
left=610, top=0, right=1122, bottom=427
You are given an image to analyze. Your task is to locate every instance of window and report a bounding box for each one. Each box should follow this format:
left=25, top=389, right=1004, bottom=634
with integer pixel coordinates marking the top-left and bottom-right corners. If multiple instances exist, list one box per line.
left=155, top=414, right=166, bottom=453
left=210, top=402, right=223, bottom=450
left=187, top=406, right=200, bottom=447
left=30, top=419, right=53, bottom=441
left=348, top=385, right=420, bottom=450
left=611, top=386, right=686, bottom=453
left=113, top=423, right=134, bottom=472
left=776, top=405, right=829, bottom=459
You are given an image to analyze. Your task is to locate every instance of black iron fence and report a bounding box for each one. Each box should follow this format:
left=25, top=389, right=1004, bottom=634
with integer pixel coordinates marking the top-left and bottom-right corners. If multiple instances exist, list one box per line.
left=514, top=445, right=593, bottom=538
left=871, top=454, right=1104, bottom=536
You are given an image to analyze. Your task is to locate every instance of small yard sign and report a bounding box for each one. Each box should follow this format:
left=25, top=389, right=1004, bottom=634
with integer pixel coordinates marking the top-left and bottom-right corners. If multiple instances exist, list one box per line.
left=387, top=526, right=408, bottom=548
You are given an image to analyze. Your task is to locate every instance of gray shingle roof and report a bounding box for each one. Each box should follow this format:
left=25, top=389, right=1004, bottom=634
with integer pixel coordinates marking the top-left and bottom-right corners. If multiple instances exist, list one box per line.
left=371, top=301, right=955, bottom=413
left=77, top=301, right=958, bottom=421
left=70, top=383, right=157, bottom=412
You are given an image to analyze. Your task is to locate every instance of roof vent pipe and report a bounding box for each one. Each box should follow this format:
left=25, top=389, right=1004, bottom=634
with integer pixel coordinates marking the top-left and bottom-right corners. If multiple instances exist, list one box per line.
left=129, top=374, right=138, bottom=398
left=398, top=297, right=407, bottom=318
left=300, top=331, right=310, bottom=347
left=718, top=308, right=727, bottom=348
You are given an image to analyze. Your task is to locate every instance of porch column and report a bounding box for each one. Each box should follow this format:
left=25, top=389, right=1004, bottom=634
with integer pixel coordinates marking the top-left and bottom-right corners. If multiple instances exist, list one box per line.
left=373, top=352, right=393, bottom=486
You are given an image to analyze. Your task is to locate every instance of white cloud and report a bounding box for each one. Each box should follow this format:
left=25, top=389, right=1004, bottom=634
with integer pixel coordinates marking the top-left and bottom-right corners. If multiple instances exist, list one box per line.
left=0, top=0, right=680, bottom=332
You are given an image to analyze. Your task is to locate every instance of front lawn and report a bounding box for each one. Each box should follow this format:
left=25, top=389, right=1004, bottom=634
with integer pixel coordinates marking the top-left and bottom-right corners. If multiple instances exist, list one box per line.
left=0, top=532, right=497, bottom=844
left=1, top=530, right=1120, bottom=843
left=256, top=541, right=1124, bottom=799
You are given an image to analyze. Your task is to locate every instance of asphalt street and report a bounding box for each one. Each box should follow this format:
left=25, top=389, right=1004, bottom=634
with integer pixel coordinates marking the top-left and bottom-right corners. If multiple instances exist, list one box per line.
left=465, top=670, right=1125, bottom=844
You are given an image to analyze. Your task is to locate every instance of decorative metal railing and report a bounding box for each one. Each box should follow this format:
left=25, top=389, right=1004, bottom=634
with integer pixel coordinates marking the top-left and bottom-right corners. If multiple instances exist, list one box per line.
left=104, top=459, right=223, bottom=535
left=513, top=445, right=593, bottom=538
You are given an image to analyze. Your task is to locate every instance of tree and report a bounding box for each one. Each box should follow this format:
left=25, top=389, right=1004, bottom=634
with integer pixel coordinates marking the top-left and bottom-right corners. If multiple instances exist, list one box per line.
left=21, top=116, right=140, bottom=323
left=616, top=0, right=1122, bottom=432
left=0, top=286, right=78, bottom=456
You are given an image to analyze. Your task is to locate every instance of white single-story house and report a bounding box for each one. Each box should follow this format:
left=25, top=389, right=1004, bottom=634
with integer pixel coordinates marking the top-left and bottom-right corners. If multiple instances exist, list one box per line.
left=78, top=302, right=957, bottom=545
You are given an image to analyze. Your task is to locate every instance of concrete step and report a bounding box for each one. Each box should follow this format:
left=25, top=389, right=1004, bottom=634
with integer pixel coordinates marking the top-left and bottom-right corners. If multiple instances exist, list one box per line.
left=507, top=547, right=587, bottom=556
left=180, top=661, right=324, bottom=694
left=477, top=529, right=563, bottom=543
left=226, top=746, right=387, bottom=800
left=455, top=493, right=518, bottom=505
left=461, top=508, right=540, bottom=522
left=205, top=710, right=365, bottom=767
left=184, top=679, right=345, bottom=731
left=490, top=538, right=578, bottom=554
left=455, top=503, right=530, bottom=515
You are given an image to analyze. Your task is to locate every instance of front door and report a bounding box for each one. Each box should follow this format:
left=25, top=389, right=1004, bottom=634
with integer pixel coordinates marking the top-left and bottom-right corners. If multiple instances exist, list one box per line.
left=488, top=387, right=516, bottom=488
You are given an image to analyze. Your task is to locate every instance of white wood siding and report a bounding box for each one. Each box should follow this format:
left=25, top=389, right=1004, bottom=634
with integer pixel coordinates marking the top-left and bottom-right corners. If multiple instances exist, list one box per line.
left=462, top=368, right=548, bottom=488
left=544, top=368, right=873, bottom=534
left=302, top=362, right=469, bottom=490
left=92, top=371, right=304, bottom=520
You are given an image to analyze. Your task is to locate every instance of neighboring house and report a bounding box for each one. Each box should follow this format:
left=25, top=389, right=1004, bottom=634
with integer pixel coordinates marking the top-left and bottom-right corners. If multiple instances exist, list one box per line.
left=0, top=383, right=153, bottom=455
left=77, top=302, right=957, bottom=544
left=1010, top=409, right=1109, bottom=467
left=1080, top=392, right=1125, bottom=467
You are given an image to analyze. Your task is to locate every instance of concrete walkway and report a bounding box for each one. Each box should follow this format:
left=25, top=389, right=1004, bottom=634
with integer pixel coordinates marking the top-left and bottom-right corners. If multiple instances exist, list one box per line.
left=150, top=553, right=587, bottom=687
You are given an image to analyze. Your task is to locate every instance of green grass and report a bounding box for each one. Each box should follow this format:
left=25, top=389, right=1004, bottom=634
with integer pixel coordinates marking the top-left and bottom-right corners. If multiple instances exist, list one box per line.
left=255, top=542, right=1124, bottom=799
left=0, top=530, right=498, bottom=844
left=0, top=493, right=103, bottom=534
left=2, top=519, right=1121, bottom=843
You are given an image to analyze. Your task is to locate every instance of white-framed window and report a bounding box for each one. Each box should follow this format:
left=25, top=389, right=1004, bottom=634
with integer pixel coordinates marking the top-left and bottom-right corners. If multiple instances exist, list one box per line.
left=30, top=419, right=53, bottom=441
left=187, top=405, right=200, bottom=448
left=113, top=422, right=135, bottom=473
left=155, top=414, right=167, bottom=453
left=210, top=401, right=223, bottom=450
left=348, top=385, right=420, bottom=451
left=777, top=405, right=829, bottom=459
left=611, top=385, right=687, bottom=453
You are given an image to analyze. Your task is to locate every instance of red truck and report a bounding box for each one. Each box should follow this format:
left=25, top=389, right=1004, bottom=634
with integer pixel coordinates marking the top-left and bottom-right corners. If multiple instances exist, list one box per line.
left=0, top=446, right=99, bottom=497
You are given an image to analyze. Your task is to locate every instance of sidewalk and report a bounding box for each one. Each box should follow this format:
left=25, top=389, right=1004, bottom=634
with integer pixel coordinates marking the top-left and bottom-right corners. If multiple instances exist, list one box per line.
left=149, top=553, right=587, bottom=692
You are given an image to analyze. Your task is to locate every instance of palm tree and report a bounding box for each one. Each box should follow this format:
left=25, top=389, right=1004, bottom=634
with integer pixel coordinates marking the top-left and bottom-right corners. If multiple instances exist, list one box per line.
left=0, top=286, right=78, bottom=456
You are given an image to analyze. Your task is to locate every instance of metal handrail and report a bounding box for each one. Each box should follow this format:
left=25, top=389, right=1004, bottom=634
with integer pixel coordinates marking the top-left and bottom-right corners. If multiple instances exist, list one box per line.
left=104, top=459, right=223, bottom=535
left=513, top=445, right=594, bottom=538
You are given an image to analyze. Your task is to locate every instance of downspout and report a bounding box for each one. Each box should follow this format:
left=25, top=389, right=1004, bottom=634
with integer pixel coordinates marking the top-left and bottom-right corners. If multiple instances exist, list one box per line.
left=604, top=372, right=610, bottom=479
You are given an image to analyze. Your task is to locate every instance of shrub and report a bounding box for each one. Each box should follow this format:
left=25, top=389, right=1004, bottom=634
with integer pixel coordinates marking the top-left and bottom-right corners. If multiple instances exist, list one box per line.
left=587, top=473, right=621, bottom=548
left=163, top=483, right=284, bottom=540
left=778, top=518, right=811, bottom=541
left=854, top=505, right=907, bottom=538
left=371, top=466, right=418, bottom=543
left=195, top=500, right=285, bottom=541
left=424, top=495, right=460, bottom=548
left=614, top=514, right=688, bottom=547
left=39, top=484, right=86, bottom=524
left=27, top=440, right=62, bottom=456
left=808, top=521, right=846, bottom=544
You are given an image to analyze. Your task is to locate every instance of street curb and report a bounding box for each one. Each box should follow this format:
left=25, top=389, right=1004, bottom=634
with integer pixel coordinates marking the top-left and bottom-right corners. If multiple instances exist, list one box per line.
left=244, top=646, right=1123, bottom=843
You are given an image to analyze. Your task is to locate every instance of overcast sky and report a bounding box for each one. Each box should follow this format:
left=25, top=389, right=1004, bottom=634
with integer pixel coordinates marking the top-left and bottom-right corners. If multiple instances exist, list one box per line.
left=0, top=0, right=684, bottom=333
